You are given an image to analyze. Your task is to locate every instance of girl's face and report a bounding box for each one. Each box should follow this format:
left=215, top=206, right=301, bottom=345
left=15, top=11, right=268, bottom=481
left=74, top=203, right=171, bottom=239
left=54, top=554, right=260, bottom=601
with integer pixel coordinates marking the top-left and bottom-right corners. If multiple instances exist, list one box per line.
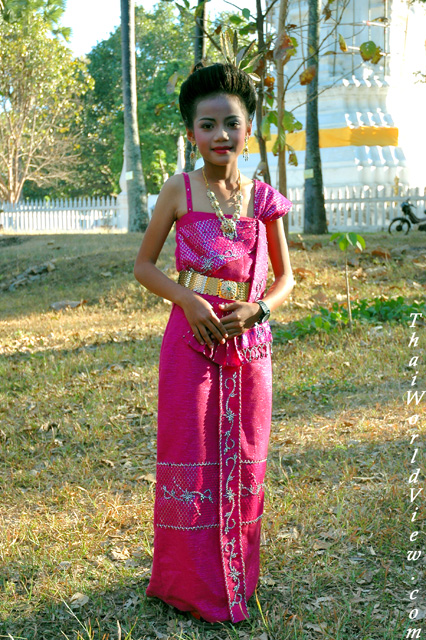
left=186, top=93, right=252, bottom=167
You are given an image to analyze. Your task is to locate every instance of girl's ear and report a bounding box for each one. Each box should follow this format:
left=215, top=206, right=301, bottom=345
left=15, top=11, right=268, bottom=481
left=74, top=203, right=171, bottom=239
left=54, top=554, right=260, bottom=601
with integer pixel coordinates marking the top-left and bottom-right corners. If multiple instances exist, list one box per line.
left=186, top=127, right=195, bottom=144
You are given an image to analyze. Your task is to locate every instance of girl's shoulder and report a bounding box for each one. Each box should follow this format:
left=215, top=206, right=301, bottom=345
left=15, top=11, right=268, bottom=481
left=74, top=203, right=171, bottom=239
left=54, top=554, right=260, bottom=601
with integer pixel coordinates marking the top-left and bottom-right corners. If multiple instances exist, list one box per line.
left=253, top=180, right=293, bottom=223
left=151, top=173, right=188, bottom=224
left=160, top=172, right=186, bottom=194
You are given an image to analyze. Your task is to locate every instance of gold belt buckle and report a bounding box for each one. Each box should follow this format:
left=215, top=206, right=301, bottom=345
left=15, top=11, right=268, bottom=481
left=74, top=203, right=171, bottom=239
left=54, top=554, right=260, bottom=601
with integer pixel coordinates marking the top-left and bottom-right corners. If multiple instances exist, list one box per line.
left=219, top=280, right=238, bottom=300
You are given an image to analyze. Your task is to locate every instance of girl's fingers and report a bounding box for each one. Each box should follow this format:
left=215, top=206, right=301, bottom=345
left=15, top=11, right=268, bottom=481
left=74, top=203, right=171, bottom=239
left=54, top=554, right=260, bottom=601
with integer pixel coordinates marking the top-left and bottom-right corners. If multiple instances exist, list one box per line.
left=220, top=314, right=236, bottom=325
left=210, top=313, right=228, bottom=338
left=225, top=328, right=242, bottom=338
left=193, top=326, right=205, bottom=345
left=219, top=302, right=239, bottom=311
left=222, top=325, right=241, bottom=335
left=199, top=324, right=214, bottom=348
left=205, top=319, right=227, bottom=344
left=221, top=315, right=242, bottom=329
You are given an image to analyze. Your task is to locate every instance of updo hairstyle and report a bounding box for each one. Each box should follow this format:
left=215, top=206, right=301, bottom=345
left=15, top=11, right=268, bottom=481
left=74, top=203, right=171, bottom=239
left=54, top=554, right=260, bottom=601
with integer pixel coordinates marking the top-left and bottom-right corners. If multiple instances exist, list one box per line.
left=179, top=62, right=257, bottom=128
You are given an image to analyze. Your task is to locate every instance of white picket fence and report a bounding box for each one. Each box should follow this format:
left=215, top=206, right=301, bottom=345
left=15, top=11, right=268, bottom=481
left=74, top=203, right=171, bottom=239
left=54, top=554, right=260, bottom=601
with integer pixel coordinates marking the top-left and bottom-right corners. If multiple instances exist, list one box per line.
left=0, top=196, right=121, bottom=233
left=287, top=185, right=426, bottom=232
left=1, top=186, right=425, bottom=233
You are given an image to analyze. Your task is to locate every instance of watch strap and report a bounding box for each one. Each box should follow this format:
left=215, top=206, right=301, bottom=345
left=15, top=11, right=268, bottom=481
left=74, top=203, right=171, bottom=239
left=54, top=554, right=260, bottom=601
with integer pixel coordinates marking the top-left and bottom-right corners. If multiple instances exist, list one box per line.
left=256, top=299, right=270, bottom=323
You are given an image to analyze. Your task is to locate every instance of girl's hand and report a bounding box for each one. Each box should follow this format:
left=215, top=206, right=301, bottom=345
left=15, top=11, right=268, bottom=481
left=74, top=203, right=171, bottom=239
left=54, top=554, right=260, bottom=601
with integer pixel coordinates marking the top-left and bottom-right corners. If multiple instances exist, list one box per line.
left=181, top=292, right=228, bottom=348
left=218, top=301, right=262, bottom=338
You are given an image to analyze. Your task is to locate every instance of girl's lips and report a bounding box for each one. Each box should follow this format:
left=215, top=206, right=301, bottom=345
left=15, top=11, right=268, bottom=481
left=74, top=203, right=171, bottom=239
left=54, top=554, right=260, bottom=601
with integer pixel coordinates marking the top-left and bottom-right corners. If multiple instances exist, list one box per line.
left=213, top=148, right=232, bottom=154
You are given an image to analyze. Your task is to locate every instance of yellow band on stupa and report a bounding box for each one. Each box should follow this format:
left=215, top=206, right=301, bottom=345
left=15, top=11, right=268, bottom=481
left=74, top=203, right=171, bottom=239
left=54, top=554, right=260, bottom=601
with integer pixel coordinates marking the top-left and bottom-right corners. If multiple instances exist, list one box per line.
left=248, top=126, right=399, bottom=152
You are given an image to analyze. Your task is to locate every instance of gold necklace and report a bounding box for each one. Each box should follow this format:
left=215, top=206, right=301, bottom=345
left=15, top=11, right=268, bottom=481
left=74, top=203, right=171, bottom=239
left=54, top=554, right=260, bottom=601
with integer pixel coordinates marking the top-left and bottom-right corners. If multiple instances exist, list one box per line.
left=202, top=167, right=243, bottom=240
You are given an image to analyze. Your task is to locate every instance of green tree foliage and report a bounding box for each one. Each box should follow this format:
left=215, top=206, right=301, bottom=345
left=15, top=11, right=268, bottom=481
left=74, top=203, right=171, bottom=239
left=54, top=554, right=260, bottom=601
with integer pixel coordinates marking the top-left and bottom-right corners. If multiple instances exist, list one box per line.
left=59, top=3, right=195, bottom=198
left=0, top=14, right=93, bottom=202
left=0, top=0, right=70, bottom=40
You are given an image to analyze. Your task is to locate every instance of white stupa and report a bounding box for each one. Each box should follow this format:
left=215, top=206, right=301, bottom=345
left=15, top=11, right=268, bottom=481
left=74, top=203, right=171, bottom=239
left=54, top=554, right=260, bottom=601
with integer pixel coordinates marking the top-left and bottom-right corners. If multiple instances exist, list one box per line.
left=242, top=0, right=426, bottom=191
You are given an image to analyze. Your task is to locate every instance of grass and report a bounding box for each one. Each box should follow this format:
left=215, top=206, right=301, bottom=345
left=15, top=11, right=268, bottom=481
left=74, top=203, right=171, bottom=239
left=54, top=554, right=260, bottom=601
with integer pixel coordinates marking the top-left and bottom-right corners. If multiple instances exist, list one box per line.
left=0, top=229, right=425, bottom=640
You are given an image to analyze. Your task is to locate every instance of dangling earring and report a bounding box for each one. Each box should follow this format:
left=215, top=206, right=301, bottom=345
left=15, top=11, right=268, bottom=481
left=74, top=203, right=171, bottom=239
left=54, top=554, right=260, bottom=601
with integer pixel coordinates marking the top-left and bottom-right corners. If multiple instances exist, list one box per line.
left=243, top=135, right=250, bottom=162
left=190, top=140, right=197, bottom=164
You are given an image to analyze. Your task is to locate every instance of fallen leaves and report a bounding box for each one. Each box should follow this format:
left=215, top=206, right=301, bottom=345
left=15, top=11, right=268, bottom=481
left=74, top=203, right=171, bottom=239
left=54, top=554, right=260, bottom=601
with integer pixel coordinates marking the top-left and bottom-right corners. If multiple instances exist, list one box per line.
left=3, top=259, right=56, bottom=291
left=110, top=545, right=131, bottom=561
left=412, top=257, right=426, bottom=268
left=70, top=592, right=89, bottom=608
left=371, top=248, right=391, bottom=260
left=50, top=299, right=87, bottom=311
left=293, top=267, right=315, bottom=279
left=363, top=266, right=388, bottom=278
left=101, top=458, right=116, bottom=468
left=288, top=239, right=306, bottom=250
left=138, top=472, right=156, bottom=484
left=311, top=290, right=328, bottom=304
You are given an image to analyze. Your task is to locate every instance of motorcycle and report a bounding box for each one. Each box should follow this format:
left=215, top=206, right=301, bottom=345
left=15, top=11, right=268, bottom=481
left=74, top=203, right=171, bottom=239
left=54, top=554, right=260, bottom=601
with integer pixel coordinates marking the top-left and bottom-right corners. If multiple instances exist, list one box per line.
left=388, top=199, right=426, bottom=235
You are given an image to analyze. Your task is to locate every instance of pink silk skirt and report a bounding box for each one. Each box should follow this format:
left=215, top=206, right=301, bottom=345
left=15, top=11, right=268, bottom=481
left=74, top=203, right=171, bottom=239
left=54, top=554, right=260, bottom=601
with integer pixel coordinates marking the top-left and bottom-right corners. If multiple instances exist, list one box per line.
left=146, top=295, right=272, bottom=623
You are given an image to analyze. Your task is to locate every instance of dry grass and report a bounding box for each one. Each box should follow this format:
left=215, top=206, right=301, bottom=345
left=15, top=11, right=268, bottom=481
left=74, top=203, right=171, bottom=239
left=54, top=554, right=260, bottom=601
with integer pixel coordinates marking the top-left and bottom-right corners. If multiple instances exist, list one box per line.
left=0, top=229, right=425, bottom=640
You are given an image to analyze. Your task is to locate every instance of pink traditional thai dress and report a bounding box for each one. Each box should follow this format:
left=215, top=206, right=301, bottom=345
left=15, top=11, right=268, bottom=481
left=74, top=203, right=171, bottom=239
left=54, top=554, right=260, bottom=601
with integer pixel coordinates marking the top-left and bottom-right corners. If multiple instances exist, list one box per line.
left=146, top=173, right=292, bottom=623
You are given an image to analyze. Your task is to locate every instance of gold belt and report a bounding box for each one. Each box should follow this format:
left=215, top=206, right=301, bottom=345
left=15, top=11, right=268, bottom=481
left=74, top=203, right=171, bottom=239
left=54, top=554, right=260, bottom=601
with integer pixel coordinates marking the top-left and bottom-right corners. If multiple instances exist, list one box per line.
left=178, top=270, right=250, bottom=301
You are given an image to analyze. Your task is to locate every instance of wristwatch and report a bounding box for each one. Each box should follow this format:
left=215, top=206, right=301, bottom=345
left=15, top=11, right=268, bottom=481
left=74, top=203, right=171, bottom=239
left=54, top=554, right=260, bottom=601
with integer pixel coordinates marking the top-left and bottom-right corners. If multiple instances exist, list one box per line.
left=256, top=299, right=270, bottom=323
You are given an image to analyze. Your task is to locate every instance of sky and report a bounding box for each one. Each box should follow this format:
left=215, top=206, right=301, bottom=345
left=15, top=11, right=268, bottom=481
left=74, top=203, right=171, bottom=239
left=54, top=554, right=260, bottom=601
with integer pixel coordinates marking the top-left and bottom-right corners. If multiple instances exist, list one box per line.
left=63, top=0, right=258, bottom=57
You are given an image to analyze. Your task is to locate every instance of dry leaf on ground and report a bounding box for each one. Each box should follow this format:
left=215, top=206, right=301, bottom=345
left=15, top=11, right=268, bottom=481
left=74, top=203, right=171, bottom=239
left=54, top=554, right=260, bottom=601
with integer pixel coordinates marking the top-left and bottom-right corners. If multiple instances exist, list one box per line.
left=293, top=267, right=315, bottom=278
left=311, top=291, right=328, bottom=304
left=288, top=240, right=306, bottom=250
left=50, top=300, right=87, bottom=311
left=70, top=592, right=89, bottom=607
left=110, top=546, right=131, bottom=561
left=371, top=248, right=391, bottom=259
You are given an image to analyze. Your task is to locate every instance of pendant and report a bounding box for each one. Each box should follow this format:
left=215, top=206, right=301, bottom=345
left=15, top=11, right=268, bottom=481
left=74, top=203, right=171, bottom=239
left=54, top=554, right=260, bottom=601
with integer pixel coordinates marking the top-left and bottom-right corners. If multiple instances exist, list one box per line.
left=221, top=217, right=237, bottom=240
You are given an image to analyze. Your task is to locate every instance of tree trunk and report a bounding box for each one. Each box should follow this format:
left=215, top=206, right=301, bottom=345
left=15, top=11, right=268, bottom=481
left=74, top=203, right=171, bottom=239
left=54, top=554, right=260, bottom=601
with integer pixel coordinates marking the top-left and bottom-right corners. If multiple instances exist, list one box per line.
left=255, top=0, right=271, bottom=186
left=120, top=0, right=149, bottom=232
left=303, top=0, right=327, bottom=234
left=184, top=0, right=206, bottom=173
left=276, top=0, right=289, bottom=237
left=194, top=0, right=206, bottom=62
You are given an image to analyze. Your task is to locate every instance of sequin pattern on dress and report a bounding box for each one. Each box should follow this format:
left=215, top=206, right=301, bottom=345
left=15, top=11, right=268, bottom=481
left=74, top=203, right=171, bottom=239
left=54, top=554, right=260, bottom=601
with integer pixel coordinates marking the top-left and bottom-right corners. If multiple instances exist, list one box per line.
left=254, top=180, right=292, bottom=223
left=176, top=217, right=257, bottom=276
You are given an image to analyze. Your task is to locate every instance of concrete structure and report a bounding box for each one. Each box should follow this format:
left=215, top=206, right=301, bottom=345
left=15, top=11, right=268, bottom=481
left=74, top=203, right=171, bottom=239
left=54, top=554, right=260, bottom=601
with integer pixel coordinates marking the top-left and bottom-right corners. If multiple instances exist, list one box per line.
left=241, top=0, right=426, bottom=191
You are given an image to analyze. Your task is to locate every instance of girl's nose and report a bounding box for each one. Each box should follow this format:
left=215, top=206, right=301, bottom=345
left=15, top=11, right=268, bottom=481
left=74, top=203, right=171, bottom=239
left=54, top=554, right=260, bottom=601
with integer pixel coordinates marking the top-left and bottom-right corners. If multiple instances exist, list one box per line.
left=214, top=129, right=229, bottom=141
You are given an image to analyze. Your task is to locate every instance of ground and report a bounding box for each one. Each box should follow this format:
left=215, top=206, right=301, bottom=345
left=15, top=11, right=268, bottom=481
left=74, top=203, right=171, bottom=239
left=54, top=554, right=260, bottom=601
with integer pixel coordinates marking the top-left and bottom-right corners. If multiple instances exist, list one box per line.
left=0, top=229, right=425, bottom=640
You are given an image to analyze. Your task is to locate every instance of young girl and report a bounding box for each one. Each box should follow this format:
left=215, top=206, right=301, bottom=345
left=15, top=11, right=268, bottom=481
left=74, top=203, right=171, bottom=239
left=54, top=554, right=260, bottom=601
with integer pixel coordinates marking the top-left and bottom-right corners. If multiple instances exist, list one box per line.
left=134, top=62, right=295, bottom=625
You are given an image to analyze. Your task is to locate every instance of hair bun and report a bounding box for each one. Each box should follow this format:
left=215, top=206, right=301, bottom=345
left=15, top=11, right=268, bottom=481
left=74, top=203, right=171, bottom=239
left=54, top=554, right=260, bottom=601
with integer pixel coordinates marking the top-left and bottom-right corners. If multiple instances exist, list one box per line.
left=179, top=62, right=257, bottom=127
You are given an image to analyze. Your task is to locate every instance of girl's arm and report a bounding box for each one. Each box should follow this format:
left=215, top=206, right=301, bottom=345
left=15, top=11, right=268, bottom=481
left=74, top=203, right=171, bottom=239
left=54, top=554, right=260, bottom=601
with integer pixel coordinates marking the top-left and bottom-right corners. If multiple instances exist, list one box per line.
left=261, top=215, right=295, bottom=310
left=133, top=175, right=228, bottom=348
left=219, top=217, right=295, bottom=335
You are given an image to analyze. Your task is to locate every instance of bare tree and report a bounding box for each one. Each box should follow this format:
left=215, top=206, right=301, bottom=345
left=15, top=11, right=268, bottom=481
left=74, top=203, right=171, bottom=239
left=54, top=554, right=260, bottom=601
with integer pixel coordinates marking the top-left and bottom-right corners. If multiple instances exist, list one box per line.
left=0, top=15, right=91, bottom=202
left=120, top=0, right=149, bottom=231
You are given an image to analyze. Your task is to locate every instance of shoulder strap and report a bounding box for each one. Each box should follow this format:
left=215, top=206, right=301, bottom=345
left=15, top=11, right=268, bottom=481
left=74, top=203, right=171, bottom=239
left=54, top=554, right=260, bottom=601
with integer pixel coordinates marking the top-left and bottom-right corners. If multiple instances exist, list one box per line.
left=182, top=172, right=193, bottom=214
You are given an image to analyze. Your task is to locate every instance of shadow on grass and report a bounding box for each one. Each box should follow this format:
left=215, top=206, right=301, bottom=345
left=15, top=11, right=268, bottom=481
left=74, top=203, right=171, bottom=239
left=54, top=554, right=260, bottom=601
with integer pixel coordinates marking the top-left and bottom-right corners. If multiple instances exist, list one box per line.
left=0, top=433, right=417, bottom=640
left=0, top=336, right=162, bottom=365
